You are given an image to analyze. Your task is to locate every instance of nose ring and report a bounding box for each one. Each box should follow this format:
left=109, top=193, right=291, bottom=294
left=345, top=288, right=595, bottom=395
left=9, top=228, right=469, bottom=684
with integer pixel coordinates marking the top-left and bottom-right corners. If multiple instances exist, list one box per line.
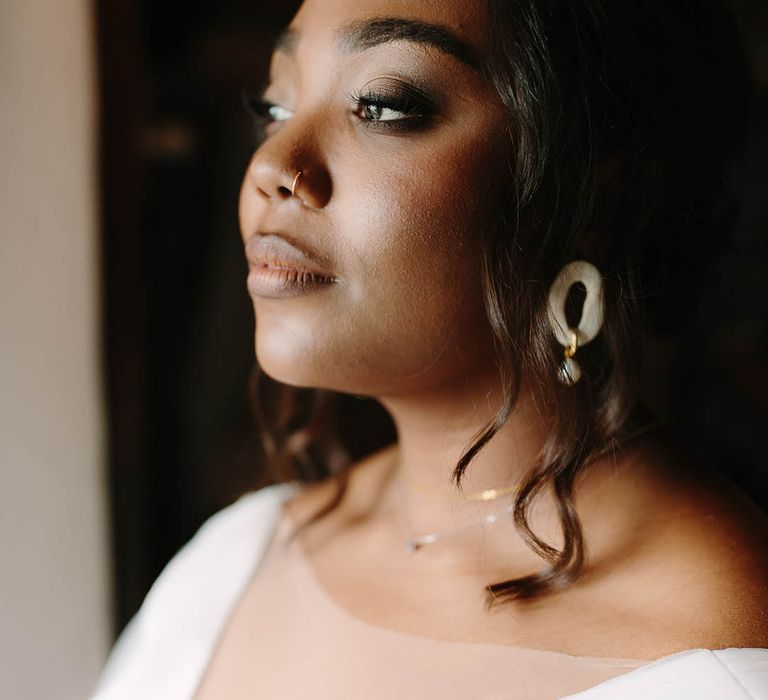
left=290, top=170, right=303, bottom=197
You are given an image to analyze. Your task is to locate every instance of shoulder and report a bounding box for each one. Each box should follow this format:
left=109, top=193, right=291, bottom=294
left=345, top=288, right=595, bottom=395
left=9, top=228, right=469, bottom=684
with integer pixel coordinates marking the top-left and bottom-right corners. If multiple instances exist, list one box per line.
left=587, top=439, right=768, bottom=653
left=651, top=476, right=768, bottom=650
left=189, top=482, right=301, bottom=549
left=143, top=481, right=302, bottom=618
left=92, top=481, right=302, bottom=697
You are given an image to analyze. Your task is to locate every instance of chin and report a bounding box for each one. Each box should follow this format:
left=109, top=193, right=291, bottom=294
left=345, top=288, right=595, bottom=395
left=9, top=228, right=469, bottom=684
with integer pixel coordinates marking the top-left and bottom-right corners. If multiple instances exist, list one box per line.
left=257, top=361, right=321, bottom=390
left=253, top=327, right=341, bottom=391
left=254, top=334, right=386, bottom=398
left=252, top=315, right=477, bottom=397
left=255, top=341, right=312, bottom=389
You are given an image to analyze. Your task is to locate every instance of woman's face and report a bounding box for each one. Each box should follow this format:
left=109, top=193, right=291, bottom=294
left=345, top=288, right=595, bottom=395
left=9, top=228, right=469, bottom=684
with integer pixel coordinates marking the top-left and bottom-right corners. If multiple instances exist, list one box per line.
left=239, top=0, right=511, bottom=398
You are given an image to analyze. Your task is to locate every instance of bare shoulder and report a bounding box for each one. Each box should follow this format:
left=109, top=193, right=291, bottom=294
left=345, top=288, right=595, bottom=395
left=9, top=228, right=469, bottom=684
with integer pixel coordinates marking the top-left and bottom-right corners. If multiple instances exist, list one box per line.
left=586, top=438, right=768, bottom=652
left=660, top=476, right=768, bottom=648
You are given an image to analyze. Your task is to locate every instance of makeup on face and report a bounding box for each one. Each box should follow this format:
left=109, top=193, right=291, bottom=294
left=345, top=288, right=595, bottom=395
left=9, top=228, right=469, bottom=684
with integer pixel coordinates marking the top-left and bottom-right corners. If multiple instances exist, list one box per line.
left=245, top=233, right=338, bottom=299
left=243, top=12, right=487, bottom=150
left=238, top=0, right=508, bottom=395
left=245, top=72, right=443, bottom=142
left=240, top=49, right=464, bottom=304
left=240, top=35, right=489, bottom=303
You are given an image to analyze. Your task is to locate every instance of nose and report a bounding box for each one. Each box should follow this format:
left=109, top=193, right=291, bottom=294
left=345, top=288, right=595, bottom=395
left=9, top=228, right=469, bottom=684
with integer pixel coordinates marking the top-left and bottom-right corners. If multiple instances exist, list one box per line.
left=245, top=127, right=332, bottom=210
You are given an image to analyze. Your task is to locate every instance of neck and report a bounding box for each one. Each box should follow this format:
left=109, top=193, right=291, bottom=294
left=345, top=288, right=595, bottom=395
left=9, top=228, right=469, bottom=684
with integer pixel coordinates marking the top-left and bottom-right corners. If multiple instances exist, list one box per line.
left=373, top=368, right=552, bottom=545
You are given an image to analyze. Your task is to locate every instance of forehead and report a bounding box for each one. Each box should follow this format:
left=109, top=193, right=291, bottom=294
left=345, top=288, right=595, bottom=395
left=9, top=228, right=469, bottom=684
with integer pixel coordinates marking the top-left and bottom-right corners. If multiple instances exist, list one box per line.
left=287, top=0, right=488, bottom=62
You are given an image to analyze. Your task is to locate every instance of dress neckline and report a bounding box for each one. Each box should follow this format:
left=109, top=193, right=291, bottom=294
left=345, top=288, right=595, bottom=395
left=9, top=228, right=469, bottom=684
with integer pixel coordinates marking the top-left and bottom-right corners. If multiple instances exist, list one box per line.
left=276, top=499, right=650, bottom=665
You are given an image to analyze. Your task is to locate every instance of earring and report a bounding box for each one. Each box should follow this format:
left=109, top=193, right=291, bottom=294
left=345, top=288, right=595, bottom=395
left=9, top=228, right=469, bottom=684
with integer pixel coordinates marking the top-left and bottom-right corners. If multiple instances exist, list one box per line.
left=547, top=260, right=605, bottom=386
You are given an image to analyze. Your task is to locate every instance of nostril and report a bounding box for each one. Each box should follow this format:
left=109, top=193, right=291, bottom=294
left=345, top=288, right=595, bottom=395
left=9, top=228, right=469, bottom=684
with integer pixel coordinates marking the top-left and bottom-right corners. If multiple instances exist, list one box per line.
left=255, top=184, right=291, bottom=200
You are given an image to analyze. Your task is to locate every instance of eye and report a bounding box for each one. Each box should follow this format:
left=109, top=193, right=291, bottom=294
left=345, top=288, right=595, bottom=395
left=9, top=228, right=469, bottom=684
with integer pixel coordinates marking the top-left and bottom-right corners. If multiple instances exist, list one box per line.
left=349, top=84, right=437, bottom=132
left=355, top=100, right=411, bottom=122
left=242, top=93, right=294, bottom=127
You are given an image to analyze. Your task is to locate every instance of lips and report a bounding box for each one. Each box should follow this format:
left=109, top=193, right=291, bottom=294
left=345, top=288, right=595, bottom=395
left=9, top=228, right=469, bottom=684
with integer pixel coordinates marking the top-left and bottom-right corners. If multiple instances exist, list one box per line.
left=245, top=232, right=337, bottom=298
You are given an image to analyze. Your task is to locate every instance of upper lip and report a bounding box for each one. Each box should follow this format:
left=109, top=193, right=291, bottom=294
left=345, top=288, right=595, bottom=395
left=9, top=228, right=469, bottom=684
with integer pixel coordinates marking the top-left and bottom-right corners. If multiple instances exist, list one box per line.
left=245, top=232, right=336, bottom=279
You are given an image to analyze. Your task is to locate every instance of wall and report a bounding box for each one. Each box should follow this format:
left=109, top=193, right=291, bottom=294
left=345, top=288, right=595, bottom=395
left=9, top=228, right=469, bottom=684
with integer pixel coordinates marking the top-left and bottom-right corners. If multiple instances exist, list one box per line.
left=0, top=1, right=110, bottom=698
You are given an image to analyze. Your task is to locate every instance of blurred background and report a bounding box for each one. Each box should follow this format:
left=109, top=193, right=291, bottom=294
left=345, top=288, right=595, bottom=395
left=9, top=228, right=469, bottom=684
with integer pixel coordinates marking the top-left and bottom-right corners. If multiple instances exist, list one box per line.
left=0, top=0, right=766, bottom=697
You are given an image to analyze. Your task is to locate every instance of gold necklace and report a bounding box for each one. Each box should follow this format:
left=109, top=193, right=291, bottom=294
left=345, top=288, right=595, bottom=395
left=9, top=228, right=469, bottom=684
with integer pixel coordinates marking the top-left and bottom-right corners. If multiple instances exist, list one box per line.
left=396, top=468, right=520, bottom=502
left=463, top=485, right=520, bottom=502
left=391, top=470, right=520, bottom=552
left=401, top=506, right=518, bottom=552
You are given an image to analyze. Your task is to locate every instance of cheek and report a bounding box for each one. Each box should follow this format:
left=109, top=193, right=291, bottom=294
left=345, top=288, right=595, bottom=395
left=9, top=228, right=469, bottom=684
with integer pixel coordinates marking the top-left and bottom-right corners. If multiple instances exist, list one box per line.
left=318, top=138, right=501, bottom=386
left=345, top=134, right=501, bottom=315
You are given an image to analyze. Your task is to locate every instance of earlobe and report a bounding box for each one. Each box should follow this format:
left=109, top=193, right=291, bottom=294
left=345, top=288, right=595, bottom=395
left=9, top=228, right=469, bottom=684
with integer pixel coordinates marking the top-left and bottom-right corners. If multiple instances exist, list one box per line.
left=547, top=260, right=605, bottom=386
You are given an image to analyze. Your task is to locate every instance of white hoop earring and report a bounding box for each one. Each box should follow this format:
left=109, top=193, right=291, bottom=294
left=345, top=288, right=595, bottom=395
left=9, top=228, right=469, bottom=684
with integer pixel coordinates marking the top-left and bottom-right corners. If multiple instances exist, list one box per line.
left=547, top=260, right=605, bottom=386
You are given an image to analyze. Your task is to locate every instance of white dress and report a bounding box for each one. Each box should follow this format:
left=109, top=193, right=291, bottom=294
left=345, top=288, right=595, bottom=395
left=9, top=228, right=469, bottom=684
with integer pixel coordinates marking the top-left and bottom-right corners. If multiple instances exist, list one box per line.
left=90, top=482, right=768, bottom=699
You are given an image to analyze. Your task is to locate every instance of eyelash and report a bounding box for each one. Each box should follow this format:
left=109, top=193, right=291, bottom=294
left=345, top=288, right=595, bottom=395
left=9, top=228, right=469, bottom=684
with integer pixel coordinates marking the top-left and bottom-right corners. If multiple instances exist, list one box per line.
left=347, top=88, right=436, bottom=131
left=243, top=87, right=436, bottom=136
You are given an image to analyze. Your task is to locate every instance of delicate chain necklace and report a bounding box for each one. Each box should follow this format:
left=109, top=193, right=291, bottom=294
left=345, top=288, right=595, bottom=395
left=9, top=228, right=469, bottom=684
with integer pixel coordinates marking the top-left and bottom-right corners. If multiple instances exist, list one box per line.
left=396, top=464, right=520, bottom=502
left=460, top=485, right=519, bottom=502
left=392, top=473, right=519, bottom=553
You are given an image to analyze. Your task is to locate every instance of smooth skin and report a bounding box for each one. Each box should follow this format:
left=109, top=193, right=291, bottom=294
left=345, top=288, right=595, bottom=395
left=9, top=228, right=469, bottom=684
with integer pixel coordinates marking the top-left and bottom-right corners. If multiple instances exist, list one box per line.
left=195, top=0, right=768, bottom=696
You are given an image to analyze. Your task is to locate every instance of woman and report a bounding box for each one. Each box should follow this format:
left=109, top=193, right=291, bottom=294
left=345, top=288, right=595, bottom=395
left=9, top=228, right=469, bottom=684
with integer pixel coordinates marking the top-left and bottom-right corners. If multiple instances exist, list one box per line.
left=93, top=0, right=768, bottom=697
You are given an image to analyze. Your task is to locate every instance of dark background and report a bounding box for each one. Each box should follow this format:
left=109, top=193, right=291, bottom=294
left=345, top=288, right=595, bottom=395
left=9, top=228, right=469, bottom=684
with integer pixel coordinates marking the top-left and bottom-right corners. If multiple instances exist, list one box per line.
left=96, top=0, right=768, bottom=635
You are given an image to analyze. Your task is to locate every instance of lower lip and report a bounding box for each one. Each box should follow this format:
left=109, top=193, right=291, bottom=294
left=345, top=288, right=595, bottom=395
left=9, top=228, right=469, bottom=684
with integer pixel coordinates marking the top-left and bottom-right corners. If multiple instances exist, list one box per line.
left=247, top=266, right=336, bottom=299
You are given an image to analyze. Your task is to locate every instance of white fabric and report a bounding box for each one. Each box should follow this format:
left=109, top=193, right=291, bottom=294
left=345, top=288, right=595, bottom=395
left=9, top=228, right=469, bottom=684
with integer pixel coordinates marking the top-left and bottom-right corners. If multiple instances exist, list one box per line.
left=91, top=482, right=302, bottom=700
left=565, top=647, right=768, bottom=699
left=90, top=482, right=768, bottom=699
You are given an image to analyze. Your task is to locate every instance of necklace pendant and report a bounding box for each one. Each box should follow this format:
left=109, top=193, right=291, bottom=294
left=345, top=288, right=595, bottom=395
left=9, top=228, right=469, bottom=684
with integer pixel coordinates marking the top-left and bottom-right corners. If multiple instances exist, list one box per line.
left=404, top=532, right=439, bottom=552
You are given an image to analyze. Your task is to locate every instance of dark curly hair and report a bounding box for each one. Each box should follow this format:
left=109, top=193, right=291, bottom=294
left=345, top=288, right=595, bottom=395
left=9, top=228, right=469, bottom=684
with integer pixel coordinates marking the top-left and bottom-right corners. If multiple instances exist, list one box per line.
left=250, top=0, right=752, bottom=606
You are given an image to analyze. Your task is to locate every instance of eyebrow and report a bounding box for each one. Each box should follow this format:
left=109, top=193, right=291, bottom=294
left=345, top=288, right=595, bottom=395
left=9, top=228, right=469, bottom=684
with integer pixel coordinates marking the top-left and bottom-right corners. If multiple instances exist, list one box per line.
left=274, top=17, right=478, bottom=70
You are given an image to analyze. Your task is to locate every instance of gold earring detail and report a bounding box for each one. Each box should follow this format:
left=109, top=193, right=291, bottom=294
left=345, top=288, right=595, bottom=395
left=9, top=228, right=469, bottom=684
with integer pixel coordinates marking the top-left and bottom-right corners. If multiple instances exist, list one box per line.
left=558, top=329, right=581, bottom=386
